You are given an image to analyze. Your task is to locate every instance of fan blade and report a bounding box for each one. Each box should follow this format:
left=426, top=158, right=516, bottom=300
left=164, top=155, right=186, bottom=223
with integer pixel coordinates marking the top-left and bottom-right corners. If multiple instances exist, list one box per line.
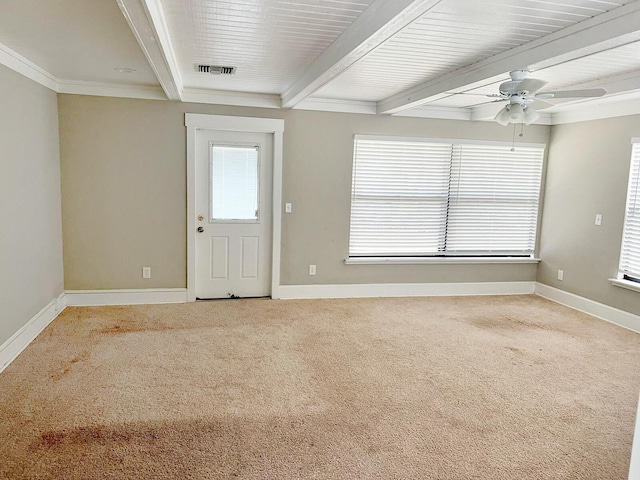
left=517, top=78, right=548, bottom=94
left=536, top=88, right=606, bottom=99
left=473, top=99, right=509, bottom=107
left=529, top=99, right=554, bottom=110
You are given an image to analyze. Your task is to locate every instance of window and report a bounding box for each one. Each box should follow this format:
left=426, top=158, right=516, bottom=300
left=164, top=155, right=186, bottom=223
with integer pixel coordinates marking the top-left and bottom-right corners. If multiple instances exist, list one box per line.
left=210, top=145, right=259, bottom=221
left=348, top=135, right=545, bottom=258
left=618, top=140, right=640, bottom=283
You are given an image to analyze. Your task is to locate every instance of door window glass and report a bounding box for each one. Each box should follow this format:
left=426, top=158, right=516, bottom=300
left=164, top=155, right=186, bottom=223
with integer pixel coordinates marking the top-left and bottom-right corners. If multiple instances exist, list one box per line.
left=211, top=145, right=259, bottom=221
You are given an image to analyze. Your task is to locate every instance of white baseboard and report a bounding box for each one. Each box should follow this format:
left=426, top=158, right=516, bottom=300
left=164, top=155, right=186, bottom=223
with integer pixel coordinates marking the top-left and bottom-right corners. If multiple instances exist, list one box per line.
left=64, top=288, right=188, bottom=306
left=0, top=293, right=66, bottom=373
left=534, top=282, right=640, bottom=333
left=278, top=281, right=536, bottom=300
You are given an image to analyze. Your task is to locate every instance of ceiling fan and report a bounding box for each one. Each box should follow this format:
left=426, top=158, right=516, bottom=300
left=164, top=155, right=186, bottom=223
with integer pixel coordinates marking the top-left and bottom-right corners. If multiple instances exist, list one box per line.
left=491, top=70, right=606, bottom=126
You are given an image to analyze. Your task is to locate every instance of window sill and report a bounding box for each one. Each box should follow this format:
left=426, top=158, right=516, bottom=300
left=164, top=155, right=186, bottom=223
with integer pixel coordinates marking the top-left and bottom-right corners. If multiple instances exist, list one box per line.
left=609, top=278, right=640, bottom=293
left=344, top=257, right=540, bottom=266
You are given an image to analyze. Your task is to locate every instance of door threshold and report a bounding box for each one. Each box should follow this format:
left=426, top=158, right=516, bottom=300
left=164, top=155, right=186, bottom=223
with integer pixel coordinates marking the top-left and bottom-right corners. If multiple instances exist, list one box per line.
left=196, top=296, right=271, bottom=301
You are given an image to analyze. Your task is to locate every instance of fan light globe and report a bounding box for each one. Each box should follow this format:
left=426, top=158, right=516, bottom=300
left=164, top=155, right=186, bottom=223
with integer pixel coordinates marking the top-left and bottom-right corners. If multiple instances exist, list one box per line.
left=494, top=106, right=511, bottom=126
left=508, top=103, right=524, bottom=121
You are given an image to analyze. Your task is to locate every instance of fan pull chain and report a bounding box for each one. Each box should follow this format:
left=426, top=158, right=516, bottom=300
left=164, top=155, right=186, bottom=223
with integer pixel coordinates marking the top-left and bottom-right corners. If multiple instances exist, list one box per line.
left=511, top=123, right=516, bottom=151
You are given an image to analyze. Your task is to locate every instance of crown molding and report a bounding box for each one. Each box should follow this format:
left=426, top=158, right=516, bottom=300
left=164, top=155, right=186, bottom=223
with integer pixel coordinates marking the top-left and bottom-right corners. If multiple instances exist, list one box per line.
left=394, top=105, right=472, bottom=121
left=0, top=42, right=59, bottom=91
left=58, top=80, right=166, bottom=100
left=295, top=97, right=377, bottom=115
left=181, top=88, right=281, bottom=109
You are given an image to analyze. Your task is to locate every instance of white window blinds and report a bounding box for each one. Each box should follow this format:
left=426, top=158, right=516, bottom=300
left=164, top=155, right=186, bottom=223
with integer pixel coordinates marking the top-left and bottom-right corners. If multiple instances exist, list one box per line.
left=446, top=144, right=544, bottom=254
left=349, top=139, right=451, bottom=255
left=619, top=141, right=640, bottom=281
left=349, top=136, right=545, bottom=257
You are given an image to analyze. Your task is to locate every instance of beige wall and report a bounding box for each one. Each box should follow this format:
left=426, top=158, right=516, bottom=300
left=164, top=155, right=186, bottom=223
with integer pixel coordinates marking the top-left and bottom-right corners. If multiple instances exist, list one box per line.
left=0, top=65, right=63, bottom=345
left=281, top=110, right=549, bottom=285
left=59, top=94, right=550, bottom=289
left=538, top=115, right=640, bottom=316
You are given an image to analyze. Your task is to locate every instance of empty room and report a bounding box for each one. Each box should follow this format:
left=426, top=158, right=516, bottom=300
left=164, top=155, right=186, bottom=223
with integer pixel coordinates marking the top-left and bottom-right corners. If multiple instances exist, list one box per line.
left=2, top=0, right=640, bottom=478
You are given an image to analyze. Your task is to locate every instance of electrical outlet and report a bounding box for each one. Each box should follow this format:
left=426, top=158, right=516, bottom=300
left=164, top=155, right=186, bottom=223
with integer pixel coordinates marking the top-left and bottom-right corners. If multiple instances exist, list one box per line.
left=285, top=203, right=292, bottom=213
left=557, top=269, right=564, bottom=281
left=142, top=267, right=151, bottom=279
left=309, top=264, right=316, bottom=276
left=595, top=213, right=602, bottom=226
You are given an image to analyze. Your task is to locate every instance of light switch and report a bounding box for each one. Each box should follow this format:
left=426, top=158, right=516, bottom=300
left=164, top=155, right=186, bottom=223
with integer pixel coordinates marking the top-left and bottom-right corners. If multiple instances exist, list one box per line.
left=595, top=214, right=602, bottom=226
left=142, top=267, right=151, bottom=279
left=285, top=203, right=292, bottom=213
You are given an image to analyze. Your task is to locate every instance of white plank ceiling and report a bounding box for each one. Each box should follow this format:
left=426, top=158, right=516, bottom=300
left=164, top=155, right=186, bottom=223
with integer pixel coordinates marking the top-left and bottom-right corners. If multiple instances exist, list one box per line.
left=2, top=0, right=640, bottom=123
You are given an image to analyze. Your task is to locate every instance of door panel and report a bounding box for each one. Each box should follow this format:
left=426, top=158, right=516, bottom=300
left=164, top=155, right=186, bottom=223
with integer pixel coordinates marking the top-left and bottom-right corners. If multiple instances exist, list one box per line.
left=210, top=237, right=229, bottom=279
left=241, top=237, right=259, bottom=279
left=195, top=130, right=272, bottom=299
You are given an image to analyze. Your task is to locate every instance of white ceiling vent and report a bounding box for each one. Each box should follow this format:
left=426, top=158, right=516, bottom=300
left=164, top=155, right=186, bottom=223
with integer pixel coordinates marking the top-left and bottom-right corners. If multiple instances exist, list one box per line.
left=198, top=65, right=236, bottom=75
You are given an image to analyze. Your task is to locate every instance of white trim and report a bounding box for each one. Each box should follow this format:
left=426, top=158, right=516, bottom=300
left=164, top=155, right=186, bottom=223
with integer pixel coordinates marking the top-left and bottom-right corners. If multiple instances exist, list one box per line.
left=278, top=281, right=535, bottom=299
left=0, top=293, right=66, bottom=373
left=632, top=138, right=640, bottom=144
left=185, top=114, right=285, bottom=301
left=57, top=80, right=166, bottom=100
left=0, top=42, right=58, bottom=91
left=610, top=278, right=640, bottom=294
left=185, top=114, right=284, bottom=132
left=64, top=288, right=187, bottom=306
left=182, top=88, right=281, bottom=109
left=345, top=256, right=540, bottom=265
left=534, top=282, right=640, bottom=333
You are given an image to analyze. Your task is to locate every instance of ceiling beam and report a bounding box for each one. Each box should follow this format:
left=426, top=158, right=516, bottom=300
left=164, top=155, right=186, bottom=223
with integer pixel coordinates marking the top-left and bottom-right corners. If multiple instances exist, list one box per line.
left=281, top=0, right=444, bottom=109
left=117, top=0, right=183, bottom=101
left=378, top=1, right=640, bottom=114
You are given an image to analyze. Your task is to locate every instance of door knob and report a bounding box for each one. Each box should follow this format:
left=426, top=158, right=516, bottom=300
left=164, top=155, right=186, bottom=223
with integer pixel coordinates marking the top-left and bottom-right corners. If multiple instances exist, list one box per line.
left=197, top=226, right=204, bottom=233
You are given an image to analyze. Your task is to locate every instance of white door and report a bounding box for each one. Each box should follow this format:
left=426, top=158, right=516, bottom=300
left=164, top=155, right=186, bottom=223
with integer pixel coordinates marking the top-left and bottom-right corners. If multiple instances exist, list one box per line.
left=195, top=130, right=272, bottom=299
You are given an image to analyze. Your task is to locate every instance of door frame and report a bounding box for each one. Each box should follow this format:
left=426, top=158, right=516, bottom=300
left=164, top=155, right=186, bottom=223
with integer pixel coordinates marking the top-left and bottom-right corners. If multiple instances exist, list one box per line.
left=185, top=113, right=284, bottom=301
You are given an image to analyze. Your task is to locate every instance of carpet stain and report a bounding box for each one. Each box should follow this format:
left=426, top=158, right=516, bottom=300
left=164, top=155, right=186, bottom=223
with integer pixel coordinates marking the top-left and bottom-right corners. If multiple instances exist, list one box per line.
left=49, top=367, right=70, bottom=382
left=467, top=313, right=558, bottom=333
left=32, top=424, right=165, bottom=451
left=99, top=323, right=147, bottom=334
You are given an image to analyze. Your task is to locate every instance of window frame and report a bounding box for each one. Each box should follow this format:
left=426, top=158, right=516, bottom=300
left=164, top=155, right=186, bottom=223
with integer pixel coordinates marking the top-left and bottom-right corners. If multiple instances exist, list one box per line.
left=610, top=138, right=640, bottom=293
left=347, top=134, right=546, bottom=263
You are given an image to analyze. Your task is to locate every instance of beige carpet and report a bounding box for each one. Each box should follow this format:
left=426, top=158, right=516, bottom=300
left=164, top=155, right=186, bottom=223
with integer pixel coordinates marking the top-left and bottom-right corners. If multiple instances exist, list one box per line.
left=0, top=295, right=639, bottom=479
